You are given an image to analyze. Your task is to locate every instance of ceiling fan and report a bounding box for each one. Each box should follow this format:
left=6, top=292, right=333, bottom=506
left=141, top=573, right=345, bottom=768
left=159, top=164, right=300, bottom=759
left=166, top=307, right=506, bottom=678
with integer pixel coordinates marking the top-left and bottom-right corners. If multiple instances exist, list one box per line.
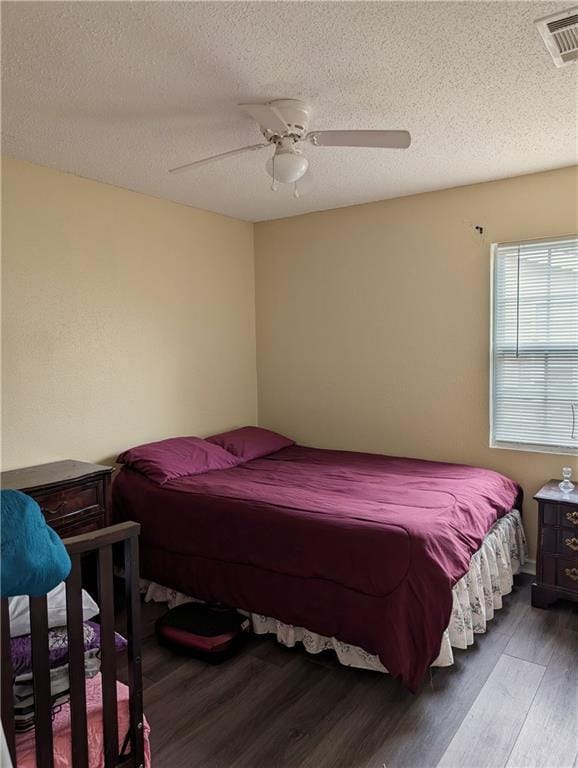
left=168, top=99, right=411, bottom=197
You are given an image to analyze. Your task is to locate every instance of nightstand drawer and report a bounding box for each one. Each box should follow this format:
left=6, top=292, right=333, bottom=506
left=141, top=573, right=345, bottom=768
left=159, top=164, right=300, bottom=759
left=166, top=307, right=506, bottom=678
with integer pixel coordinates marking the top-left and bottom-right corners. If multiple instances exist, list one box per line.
left=558, top=560, right=578, bottom=590
left=34, top=483, right=101, bottom=528
left=541, top=555, right=578, bottom=588
left=542, top=503, right=578, bottom=529
left=541, top=528, right=578, bottom=556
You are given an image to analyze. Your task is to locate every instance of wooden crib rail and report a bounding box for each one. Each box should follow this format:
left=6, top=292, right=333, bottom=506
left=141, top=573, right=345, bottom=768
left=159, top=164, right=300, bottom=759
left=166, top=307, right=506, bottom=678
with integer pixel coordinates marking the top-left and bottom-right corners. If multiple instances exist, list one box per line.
left=1, top=521, right=143, bottom=768
left=1, top=597, right=16, bottom=764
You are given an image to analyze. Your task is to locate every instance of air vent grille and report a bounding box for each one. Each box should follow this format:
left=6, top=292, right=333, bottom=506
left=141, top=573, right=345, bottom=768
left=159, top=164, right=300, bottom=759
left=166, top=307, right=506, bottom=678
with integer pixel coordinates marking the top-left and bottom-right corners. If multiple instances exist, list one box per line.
left=536, top=6, right=578, bottom=67
left=547, top=13, right=578, bottom=32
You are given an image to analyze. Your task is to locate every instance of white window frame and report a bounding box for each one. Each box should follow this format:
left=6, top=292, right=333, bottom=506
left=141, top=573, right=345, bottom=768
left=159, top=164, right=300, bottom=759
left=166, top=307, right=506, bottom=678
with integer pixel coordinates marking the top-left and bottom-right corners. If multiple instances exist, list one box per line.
left=490, top=235, right=578, bottom=456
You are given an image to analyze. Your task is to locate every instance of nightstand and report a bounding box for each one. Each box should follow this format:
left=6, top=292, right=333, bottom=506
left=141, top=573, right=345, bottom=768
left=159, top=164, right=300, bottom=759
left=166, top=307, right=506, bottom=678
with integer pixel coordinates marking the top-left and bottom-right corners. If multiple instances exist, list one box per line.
left=532, top=479, right=578, bottom=609
left=1, top=460, right=113, bottom=537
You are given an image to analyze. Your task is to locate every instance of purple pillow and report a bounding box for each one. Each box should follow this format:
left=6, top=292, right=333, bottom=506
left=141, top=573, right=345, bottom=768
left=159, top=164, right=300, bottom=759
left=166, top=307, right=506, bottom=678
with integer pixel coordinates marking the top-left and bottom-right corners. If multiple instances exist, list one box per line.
left=116, top=436, right=239, bottom=484
left=206, top=426, right=295, bottom=463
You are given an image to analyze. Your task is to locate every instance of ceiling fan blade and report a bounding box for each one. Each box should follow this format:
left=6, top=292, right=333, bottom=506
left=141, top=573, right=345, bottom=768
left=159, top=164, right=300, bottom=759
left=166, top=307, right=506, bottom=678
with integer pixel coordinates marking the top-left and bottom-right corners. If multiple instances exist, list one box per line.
left=168, top=143, right=269, bottom=175
left=238, top=103, right=289, bottom=135
left=307, top=130, right=411, bottom=149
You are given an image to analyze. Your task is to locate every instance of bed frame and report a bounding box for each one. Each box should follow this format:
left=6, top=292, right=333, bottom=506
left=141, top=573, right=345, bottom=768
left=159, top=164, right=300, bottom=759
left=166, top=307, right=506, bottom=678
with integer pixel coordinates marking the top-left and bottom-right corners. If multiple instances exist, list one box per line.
left=0, top=521, right=144, bottom=768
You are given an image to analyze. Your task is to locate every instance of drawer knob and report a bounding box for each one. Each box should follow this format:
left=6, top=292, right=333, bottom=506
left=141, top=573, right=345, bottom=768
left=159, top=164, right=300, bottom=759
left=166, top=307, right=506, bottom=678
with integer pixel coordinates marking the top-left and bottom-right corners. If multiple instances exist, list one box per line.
left=564, top=537, right=578, bottom=552
left=564, top=567, right=578, bottom=581
left=42, top=501, right=66, bottom=516
left=565, top=510, right=578, bottom=526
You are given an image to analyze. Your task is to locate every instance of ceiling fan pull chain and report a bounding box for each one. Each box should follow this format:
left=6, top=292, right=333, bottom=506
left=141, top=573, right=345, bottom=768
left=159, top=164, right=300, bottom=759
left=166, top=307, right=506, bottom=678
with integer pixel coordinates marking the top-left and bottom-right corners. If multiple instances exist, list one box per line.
left=271, top=153, right=278, bottom=192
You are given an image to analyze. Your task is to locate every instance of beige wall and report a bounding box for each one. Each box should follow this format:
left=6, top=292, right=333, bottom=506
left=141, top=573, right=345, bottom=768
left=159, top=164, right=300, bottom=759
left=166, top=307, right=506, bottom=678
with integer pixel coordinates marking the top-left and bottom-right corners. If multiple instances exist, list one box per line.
left=1, top=158, right=257, bottom=469
left=3, top=158, right=577, bottom=558
left=255, top=166, right=578, bottom=559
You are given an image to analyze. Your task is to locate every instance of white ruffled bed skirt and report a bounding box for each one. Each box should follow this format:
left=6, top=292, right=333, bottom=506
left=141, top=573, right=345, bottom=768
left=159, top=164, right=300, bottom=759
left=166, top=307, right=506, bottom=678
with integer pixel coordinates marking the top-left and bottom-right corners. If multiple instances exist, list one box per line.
left=142, top=509, right=527, bottom=673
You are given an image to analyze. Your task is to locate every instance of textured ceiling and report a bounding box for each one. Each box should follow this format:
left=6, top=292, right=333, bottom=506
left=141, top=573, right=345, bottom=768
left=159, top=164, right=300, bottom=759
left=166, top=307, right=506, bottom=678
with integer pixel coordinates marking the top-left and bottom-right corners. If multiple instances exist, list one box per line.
left=2, top=1, right=577, bottom=222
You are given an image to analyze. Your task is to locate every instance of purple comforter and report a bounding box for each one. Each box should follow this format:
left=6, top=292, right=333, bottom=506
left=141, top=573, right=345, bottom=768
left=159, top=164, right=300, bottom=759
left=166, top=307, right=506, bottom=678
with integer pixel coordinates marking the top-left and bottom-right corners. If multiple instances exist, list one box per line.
left=113, top=446, right=520, bottom=690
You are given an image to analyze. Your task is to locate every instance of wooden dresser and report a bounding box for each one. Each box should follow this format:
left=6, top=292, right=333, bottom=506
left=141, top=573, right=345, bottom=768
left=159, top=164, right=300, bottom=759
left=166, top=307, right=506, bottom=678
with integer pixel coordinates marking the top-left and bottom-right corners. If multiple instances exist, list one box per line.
left=1, top=460, right=113, bottom=537
left=532, top=479, right=578, bottom=609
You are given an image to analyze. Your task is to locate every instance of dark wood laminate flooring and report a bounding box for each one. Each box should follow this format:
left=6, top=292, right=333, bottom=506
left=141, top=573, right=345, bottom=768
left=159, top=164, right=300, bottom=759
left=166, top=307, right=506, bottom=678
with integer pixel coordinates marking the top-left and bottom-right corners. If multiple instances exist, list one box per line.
left=116, top=576, right=578, bottom=768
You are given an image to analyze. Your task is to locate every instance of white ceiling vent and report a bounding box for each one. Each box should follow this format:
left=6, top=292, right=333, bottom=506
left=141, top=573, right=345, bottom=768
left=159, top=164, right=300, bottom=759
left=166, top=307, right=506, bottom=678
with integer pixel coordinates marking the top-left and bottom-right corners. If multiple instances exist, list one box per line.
left=536, top=6, right=578, bottom=67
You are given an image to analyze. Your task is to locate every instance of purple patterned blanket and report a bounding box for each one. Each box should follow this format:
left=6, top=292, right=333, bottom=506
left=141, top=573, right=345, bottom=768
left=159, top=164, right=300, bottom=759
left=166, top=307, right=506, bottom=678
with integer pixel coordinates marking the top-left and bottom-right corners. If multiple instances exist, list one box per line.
left=11, top=621, right=126, bottom=677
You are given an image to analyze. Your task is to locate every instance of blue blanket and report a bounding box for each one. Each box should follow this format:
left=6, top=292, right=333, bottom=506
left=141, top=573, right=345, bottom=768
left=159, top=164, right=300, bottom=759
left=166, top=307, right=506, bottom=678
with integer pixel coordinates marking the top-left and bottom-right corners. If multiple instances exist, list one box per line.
left=1, top=490, right=71, bottom=597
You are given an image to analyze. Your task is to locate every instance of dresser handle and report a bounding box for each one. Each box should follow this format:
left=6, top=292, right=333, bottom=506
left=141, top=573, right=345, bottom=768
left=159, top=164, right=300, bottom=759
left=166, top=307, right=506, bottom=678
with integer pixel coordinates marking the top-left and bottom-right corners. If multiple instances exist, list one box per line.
left=565, top=537, right=578, bottom=552
left=564, top=568, right=578, bottom=581
left=42, top=502, right=66, bottom=516
left=565, top=510, right=578, bottom=526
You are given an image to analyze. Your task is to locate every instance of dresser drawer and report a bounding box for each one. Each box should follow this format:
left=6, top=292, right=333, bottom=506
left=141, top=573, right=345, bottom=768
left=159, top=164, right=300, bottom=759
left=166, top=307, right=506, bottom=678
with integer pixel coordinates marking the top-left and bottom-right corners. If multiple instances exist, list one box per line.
left=557, top=560, right=578, bottom=591
left=58, top=513, right=104, bottom=539
left=542, top=503, right=578, bottom=529
left=541, top=528, right=578, bottom=556
left=540, top=555, right=578, bottom=591
left=34, top=483, right=102, bottom=528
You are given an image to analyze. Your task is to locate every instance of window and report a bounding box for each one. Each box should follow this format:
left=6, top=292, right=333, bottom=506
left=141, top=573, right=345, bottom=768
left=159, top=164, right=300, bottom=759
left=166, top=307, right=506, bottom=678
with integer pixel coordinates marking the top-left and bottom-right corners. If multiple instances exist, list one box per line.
left=491, top=235, right=578, bottom=454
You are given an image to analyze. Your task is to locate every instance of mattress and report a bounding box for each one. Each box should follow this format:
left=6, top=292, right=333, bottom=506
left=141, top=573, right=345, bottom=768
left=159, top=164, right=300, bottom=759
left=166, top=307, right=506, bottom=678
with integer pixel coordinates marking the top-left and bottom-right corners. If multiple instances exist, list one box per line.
left=142, top=509, right=527, bottom=673
left=113, top=445, right=521, bottom=690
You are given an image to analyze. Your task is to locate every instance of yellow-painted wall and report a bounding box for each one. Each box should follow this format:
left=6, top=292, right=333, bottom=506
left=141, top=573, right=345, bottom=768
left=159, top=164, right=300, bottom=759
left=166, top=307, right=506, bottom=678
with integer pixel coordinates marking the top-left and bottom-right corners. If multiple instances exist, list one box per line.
left=1, top=158, right=257, bottom=468
left=255, top=166, right=578, bottom=558
left=3, top=157, right=577, bottom=558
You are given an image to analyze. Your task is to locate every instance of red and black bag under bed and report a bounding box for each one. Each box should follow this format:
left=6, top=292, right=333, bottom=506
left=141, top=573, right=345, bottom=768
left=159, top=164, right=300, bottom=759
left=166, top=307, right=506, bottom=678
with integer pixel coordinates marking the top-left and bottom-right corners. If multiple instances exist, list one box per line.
left=155, top=602, right=250, bottom=663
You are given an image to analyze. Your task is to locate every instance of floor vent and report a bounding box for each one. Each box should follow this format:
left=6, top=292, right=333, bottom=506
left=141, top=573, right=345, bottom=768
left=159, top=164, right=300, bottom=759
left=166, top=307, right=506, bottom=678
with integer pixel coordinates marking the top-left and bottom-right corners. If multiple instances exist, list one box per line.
left=536, top=7, right=578, bottom=67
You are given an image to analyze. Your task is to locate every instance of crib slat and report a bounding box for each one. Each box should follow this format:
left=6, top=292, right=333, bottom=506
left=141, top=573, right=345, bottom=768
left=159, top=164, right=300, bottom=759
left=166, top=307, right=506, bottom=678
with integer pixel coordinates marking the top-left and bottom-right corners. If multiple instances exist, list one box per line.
left=30, top=594, right=54, bottom=768
left=66, top=553, right=89, bottom=768
left=124, top=533, right=144, bottom=768
left=1, top=597, right=16, bottom=765
left=98, top=544, right=119, bottom=768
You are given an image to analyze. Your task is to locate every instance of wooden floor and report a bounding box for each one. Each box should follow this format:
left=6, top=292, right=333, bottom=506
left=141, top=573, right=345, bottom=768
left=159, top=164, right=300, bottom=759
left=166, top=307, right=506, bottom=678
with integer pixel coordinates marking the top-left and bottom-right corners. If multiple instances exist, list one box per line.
left=118, top=575, right=578, bottom=768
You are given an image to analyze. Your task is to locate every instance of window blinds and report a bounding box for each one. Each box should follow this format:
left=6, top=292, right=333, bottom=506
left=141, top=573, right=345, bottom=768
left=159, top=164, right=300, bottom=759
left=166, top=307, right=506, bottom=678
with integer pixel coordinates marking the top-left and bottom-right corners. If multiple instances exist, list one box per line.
left=491, top=235, right=578, bottom=452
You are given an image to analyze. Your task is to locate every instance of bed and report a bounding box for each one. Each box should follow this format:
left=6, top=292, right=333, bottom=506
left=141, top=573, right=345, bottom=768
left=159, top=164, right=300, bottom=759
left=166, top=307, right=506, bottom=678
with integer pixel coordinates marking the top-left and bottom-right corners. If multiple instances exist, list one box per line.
left=0, top=522, right=150, bottom=768
left=112, top=429, right=525, bottom=692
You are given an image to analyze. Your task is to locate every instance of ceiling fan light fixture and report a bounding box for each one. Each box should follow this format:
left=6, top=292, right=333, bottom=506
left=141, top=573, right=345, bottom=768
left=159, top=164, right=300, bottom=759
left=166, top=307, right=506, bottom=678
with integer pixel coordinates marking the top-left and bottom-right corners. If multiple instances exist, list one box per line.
left=169, top=98, right=411, bottom=198
left=265, top=150, right=309, bottom=184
